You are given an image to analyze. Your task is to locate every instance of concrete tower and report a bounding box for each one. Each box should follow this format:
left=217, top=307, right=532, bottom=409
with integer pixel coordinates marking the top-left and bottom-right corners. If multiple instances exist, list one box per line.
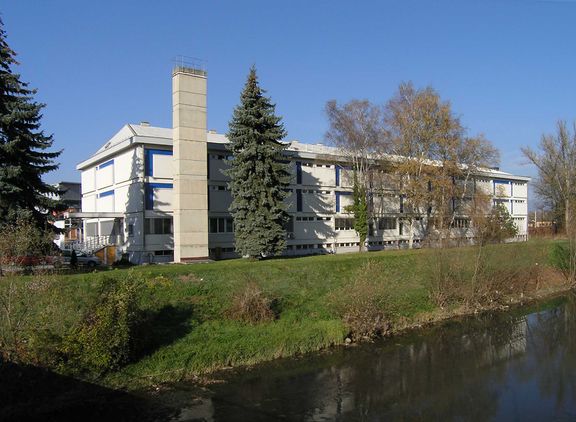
left=172, top=64, right=209, bottom=262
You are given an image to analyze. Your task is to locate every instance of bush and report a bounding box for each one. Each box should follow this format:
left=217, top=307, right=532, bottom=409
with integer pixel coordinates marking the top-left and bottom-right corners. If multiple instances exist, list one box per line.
left=426, top=248, right=471, bottom=308
left=329, top=260, right=395, bottom=341
left=226, top=282, right=275, bottom=324
left=550, top=242, right=571, bottom=278
left=60, top=272, right=145, bottom=375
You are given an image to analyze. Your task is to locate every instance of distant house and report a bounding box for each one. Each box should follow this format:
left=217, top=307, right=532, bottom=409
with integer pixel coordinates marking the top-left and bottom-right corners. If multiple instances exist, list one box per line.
left=51, top=181, right=82, bottom=249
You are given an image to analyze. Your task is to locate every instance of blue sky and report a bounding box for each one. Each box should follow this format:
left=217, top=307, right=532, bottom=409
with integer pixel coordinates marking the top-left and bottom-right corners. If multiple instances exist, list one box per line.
left=3, top=0, right=576, bottom=206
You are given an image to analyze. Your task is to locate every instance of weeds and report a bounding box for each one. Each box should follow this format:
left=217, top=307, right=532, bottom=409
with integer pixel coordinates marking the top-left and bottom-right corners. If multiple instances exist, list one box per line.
left=226, top=281, right=275, bottom=324
left=329, top=260, right=395, bottom=340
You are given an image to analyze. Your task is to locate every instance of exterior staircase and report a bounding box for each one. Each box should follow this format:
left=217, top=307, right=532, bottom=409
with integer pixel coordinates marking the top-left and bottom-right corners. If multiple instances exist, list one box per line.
left=62, top=235, right=119, bottom=255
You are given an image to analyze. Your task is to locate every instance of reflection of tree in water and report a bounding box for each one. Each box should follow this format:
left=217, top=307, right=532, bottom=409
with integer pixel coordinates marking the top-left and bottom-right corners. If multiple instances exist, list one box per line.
left=517, top=293, right=576, bottom=411
left=209, top=311, right=533, bottom=421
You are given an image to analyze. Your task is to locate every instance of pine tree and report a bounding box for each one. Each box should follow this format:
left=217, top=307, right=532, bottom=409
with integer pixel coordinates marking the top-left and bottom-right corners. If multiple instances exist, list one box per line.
left=0, top=18, right=62, bottom=228
left=226, top=67, right=291, bottom=258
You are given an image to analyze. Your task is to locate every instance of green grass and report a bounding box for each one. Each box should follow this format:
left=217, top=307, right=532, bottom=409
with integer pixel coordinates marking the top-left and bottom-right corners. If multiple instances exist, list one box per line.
left=2, top=239, right=565, bottom=389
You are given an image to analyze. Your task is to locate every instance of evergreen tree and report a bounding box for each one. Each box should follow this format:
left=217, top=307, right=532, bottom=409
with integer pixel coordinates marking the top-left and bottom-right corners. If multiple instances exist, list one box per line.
left=0, top=18, right=61, bottom=228
left=226, top=67, right=291, bottom=258
left=345, top=172, right=368, bottom=252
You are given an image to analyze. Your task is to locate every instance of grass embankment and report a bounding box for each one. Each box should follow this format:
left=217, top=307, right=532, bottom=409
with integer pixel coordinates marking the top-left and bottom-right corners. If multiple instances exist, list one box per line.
left=1, top=239, right=570, bottom=390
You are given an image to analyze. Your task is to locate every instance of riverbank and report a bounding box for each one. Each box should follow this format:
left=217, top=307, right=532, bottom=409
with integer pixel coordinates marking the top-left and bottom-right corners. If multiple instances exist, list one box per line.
left=0, top=239, right=571, bottom=391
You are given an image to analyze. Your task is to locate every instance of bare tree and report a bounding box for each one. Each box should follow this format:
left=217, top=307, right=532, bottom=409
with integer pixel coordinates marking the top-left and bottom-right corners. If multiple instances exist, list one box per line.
left=325, top=100, right=385, bottom=251
left=522, top=121, right=576, bottom=284
left=383, top=82, right=498, bottom=248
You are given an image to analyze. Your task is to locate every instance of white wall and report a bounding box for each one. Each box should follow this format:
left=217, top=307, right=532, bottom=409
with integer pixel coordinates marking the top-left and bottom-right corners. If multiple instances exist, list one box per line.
left=153, top=153, right=173, bottom=179
left=82, top=194, right=96, bottom=212
left=96, top=163, right=114, bottom=189
left=302, top=192, right=334, bottom=214
left=115, top=149, right=140, bottom=183
left=494, top=181, right=512, bottom=197
left=513, top=200, right=528, bottom=215
left=97, top=193, right=114, bottom=212
left=294, top=220, right=334, bottom=240
left=302, top=165, right=335, bottom=187
left=513, top=182, right=528, bottom=198
left=82, top=167, right=95, bottom=193
left=209, top=156, right=230, bottom=181
left=209, top=190, right=232, bottom=212
left=152, top=187, right=173, bottom=211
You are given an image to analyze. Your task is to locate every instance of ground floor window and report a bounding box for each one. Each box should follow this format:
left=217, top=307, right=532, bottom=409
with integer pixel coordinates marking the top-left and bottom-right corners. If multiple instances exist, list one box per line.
left=335, top=218, right=355, bottom=230
left=378, top=217, right=397, bottom=230
left=209, top=217, right=234, bottom=233
left=144, top=218, right=172, bottom=235
left=154, top=250, right=173, bottom=256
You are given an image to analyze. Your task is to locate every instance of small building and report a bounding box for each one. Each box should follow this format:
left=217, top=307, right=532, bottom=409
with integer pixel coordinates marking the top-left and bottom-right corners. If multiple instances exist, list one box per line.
left=52, top=181, right=83, bottom=250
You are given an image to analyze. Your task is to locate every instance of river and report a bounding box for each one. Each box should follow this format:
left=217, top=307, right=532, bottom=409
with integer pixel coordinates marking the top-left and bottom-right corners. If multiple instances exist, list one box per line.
left=159, top=295, right=576, bottom=421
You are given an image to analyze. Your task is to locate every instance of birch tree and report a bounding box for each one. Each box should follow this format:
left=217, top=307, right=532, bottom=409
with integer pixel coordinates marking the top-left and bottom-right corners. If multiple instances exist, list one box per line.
left=325, top=100, right=385, bottom=251
left=522, top=121, right=576, bottom=283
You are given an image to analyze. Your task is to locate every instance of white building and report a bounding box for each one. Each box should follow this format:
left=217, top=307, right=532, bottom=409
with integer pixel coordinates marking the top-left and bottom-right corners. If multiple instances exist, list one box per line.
left=73, top=66, right=530, bottom=264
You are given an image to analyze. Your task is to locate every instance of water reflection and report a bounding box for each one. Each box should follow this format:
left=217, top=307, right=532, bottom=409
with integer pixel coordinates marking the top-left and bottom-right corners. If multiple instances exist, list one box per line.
left=171, top=295, right=576, bottom=421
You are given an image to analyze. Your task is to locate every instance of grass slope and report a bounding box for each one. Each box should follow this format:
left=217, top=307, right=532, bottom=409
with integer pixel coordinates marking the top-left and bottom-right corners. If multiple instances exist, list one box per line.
left=3, top=240, right=567, bottom=389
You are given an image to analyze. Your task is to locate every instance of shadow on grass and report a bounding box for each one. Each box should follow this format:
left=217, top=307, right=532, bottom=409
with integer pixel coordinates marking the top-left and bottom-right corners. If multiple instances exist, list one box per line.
left=132, top=304, right=196, bottom=361
left=0, top=361, right=176, bottom=422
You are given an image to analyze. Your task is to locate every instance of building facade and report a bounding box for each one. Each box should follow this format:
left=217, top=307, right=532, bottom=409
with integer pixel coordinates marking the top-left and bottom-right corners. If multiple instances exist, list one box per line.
left=74, top=67, right=530, bottom=264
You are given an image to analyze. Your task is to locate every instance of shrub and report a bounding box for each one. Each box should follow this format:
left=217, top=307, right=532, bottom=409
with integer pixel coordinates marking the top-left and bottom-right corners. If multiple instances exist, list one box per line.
left=0, top=275, right=57, bottom=362
left=329, top=260, right=394, bottom=341
left=226, top=282, right=275, bottom=324
left=550, top=242, right=571, bottom=278
left=60, top=272, right=145, bottom=375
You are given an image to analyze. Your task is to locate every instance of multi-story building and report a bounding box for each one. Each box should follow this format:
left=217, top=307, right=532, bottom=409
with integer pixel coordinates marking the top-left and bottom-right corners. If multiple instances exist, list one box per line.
left=73, top=66, right=529, bottom=264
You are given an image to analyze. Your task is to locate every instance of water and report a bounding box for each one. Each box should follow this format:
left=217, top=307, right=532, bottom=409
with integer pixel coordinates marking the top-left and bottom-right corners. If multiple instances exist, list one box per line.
left=5, top=297, right=575, bottom=421
left=164, top=296, right=576, bottom=421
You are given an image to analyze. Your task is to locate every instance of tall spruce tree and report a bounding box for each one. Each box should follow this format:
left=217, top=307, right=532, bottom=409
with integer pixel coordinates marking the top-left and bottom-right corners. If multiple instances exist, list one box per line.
left=226, top=67, right=291, bottom=258
left=0, top=18, right=61, bottom=228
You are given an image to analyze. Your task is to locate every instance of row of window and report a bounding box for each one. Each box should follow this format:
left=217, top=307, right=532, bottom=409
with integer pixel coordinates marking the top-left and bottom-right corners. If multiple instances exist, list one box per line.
left=209, top=217, right=234, bottom=233
left=144, top=218, right=173, bottom=235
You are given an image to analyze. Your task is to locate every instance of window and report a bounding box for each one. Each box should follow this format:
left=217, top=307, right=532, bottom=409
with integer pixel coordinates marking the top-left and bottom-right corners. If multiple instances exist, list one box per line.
left=296, top=216, right=314, bottom=221
left=296, top=189, right=303, bottom=212
left=144, top=218, right=173, bottom=235
left=296, top=162, right=302, bottom=184
left=452, top=218, right=470, bottom=229
left=378, top=217, right=397, bottom=230
left=335, top=218, right=355, bottom=230
left=209, top=217, right=234, bottom=233
left=127, top=224, right=134, bottom=237
left=154, top=250, right=174, bottom=256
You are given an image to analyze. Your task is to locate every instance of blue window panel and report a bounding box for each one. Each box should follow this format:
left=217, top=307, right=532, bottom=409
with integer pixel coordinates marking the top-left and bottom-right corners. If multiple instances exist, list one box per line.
left=145, top=183, right=173, bottom=210
left=98, top=159, right=114, bottom=169
left=296, top=189, right=302, bottom=212
left=98, top=190, right=114, bottom=198
left=335, top=165, right=340, bottom=186
left=296, top=162, right=302, bottom=184
left=145, top=149, right=173, bottom=177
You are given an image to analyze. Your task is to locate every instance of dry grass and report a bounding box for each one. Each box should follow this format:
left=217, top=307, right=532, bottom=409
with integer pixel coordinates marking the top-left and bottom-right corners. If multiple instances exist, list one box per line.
left=226, top=282, right=275, bottom=324
left=329, top=260, right=395, bottom=340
